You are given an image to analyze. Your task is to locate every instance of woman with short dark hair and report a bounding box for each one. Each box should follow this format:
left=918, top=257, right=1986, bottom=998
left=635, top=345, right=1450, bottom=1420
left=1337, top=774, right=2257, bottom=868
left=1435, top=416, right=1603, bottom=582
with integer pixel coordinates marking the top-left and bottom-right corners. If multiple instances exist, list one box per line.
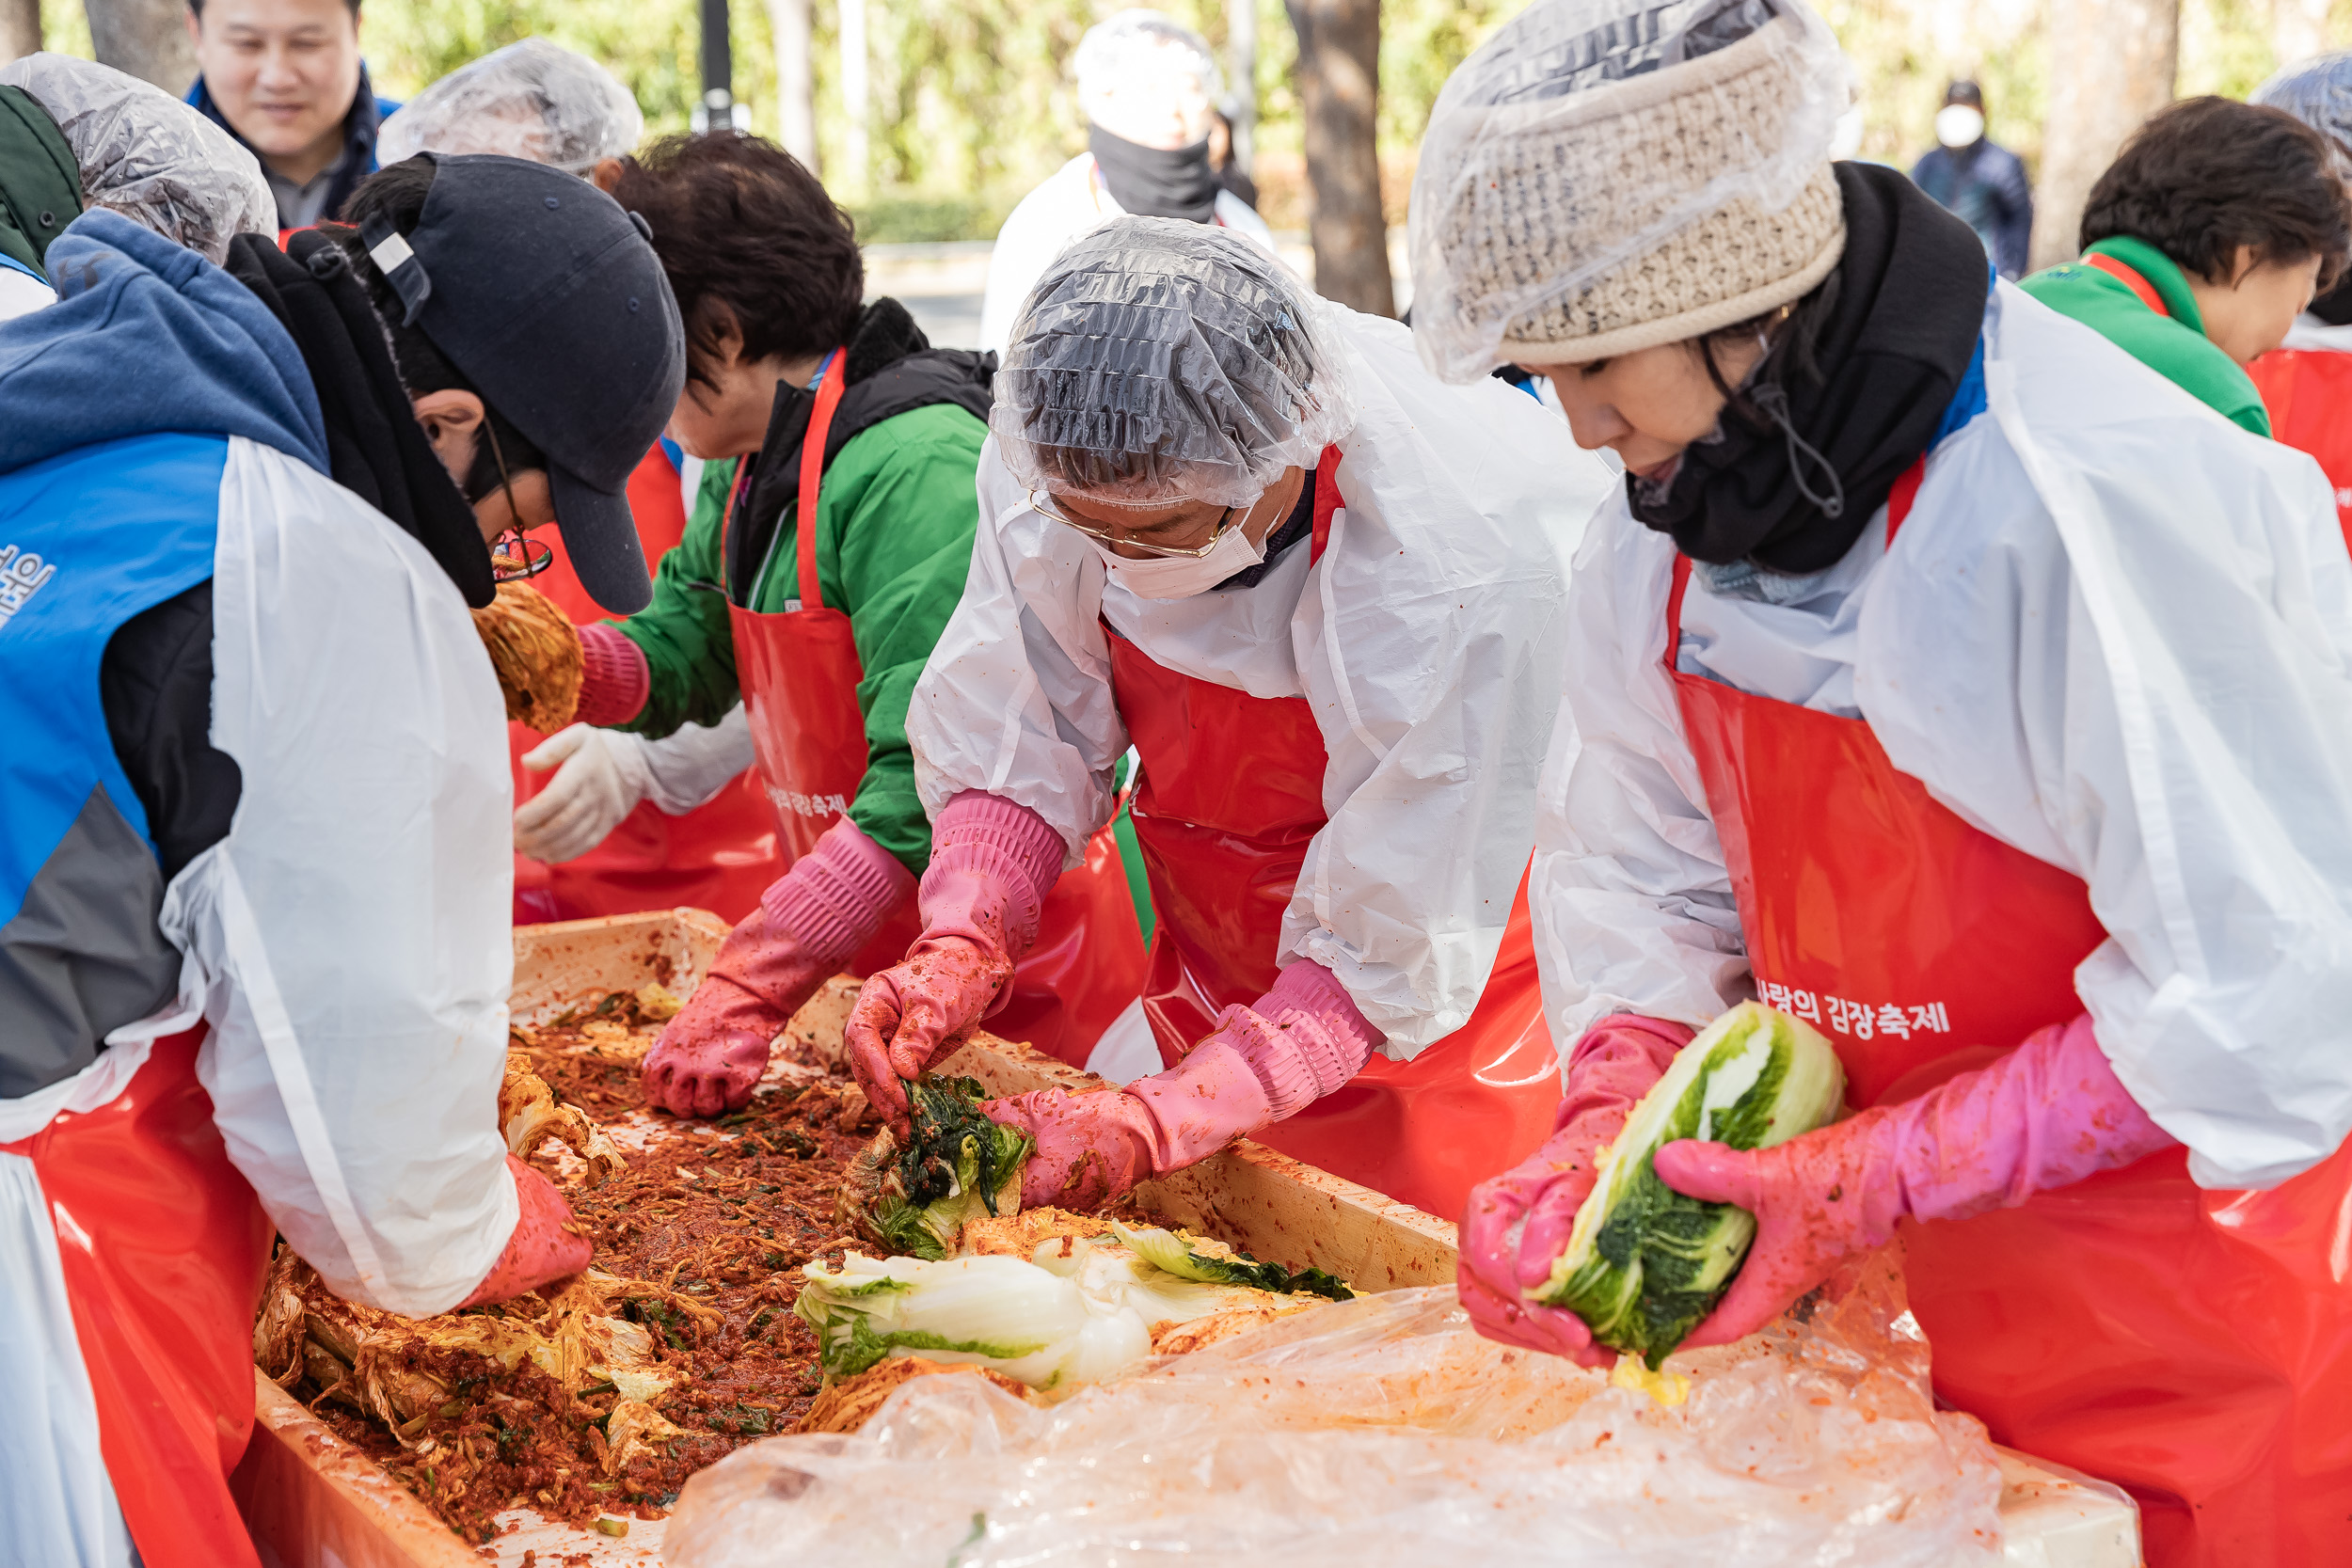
left=566, top=134, right=1147, bottom=1113
left=2020, top=95, right=2352, bottom=433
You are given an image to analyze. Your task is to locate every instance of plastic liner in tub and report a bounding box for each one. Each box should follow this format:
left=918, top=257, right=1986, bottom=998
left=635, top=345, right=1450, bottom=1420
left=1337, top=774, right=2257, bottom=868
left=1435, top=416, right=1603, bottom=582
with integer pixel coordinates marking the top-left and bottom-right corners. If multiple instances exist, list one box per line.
left=662, top=1247, right=2007, bottom=1567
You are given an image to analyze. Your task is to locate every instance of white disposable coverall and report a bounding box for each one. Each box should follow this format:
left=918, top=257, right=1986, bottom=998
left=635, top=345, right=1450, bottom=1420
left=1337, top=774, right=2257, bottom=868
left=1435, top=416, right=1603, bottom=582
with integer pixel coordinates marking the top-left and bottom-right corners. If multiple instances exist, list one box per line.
left=1533, top=280, right=2352, bottom=1191
left=0, top=437, right=518, bottom=1560
left=911, top=310, right=1614, bottom=1051
left=977, top=151, right=1279, bottom=353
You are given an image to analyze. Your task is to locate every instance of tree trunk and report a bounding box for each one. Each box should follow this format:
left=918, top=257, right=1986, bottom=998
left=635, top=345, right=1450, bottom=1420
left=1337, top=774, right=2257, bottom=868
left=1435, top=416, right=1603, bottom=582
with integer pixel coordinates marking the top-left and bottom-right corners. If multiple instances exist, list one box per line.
left=2031, top=0, right=2177, bottom=271
left=763, top=0, right=816, bottom=171
left=1285, top=0, right=1391, bottom=316
left=838, top=0, right=867, bottom=198
left=2, top=0, right=40, bottom=67
left=83, top=0, right=198, bottom=94
left=1227, top=0, right=1256, bottom=173
left=2270, top=0, right=2330, bottom=74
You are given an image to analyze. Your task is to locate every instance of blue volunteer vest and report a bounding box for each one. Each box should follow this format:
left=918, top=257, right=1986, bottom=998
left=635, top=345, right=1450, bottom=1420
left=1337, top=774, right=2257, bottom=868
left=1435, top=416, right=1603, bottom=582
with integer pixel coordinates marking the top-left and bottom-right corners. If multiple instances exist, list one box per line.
left=0, top=434, right=227, bottom=921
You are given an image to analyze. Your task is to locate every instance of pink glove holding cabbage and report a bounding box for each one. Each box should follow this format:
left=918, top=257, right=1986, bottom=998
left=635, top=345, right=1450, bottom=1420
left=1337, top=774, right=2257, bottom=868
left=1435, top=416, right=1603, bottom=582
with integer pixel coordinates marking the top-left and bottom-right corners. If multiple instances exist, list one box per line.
left=1455, top=1014, right=1692, bottom=1364
left=987, top=960, right=1382, bottom=1208
left=1655, top=1012, right=2175, bottom=1348
left=846, top=792, right=1066, bottom=1127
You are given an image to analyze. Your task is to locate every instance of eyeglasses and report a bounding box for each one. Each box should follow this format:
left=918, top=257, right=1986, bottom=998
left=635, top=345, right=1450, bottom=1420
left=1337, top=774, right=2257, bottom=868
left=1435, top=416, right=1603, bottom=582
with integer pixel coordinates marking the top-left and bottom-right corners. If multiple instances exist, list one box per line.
left=490, top=530, right=553, bottom=581
left=1029, top=488, right=1246, bottom=560
left=481, top=419, right=553, bottom=584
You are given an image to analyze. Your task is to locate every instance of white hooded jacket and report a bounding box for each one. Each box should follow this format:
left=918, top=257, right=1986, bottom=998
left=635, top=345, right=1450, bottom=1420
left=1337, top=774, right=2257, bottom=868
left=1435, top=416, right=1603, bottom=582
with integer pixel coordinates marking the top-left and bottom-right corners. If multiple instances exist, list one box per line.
left=913, top=310, right=1613, bottom=1051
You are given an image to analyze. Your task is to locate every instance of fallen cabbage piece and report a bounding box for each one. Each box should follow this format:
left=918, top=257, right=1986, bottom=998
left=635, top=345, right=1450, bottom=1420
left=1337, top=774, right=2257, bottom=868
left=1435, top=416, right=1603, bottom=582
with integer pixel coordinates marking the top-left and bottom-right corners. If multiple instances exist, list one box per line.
left=252, top=1247, right=691, bottom=1439
left=794, top=1238, right=1334, bottom=1394
left=1534, top=1001, right=1846, bottom=1369
left=604, top=1400, right=689, bottom=1473
left=836, top=1075, right=1033, bottom=1260
left=794, top=1251, right=1142, bottom=1391
left=501, top=1052, right=626, bottom=1186
left=1111, top=1221, right=1355, bottom=1302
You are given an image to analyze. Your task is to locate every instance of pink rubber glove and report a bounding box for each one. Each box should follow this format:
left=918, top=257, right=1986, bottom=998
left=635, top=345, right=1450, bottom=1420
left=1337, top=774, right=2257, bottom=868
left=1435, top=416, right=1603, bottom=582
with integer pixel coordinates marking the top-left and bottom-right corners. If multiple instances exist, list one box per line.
left=847, top=792, right=1065, bottom=1126
left=459, top=1156, right=594, bottom=1306
left=642, top=817, right=914, bottom=1117
left=986, top=960, right=1381, bottom=1208
left=1456, top=1015, right=1692, bottom=1364
left=572, top=623, right=651, bottom=726
left=1655, top=1012, right=2177, bottom=1349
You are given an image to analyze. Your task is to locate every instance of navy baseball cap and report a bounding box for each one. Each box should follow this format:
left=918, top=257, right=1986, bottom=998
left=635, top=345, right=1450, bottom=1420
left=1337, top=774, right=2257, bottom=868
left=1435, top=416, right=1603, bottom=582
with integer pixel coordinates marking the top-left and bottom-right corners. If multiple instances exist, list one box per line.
left=360, top=152, right=685, bottom=614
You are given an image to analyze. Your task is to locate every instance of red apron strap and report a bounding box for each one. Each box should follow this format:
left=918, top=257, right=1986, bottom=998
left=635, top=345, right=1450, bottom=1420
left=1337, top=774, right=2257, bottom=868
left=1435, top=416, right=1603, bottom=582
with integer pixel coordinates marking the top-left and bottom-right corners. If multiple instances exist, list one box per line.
left=1309, top=444, right=1343, bottom=562
left=1664, top=553, right=1693, bottom=675
left=1664, top=451, right=1930, bottom=667
left=2083, top=252, right=2170, bottom=317
left=795, top=346, right=850, bottom=609
left=1884, top=455, right=1927, bottom=543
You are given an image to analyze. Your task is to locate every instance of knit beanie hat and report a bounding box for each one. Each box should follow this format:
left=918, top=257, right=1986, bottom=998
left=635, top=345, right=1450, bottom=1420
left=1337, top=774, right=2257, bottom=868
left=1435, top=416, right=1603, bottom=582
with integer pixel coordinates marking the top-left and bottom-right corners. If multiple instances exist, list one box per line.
left=1408, top=0, right=1850, bottom=382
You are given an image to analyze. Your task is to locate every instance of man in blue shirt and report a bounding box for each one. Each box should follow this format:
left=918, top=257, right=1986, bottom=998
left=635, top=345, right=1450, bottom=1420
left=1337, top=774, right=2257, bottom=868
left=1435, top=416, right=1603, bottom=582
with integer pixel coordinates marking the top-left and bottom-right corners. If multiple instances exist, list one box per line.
left=183, top=0, right=397, bottom=229
left=1912, top=80, right=2034, bottom=279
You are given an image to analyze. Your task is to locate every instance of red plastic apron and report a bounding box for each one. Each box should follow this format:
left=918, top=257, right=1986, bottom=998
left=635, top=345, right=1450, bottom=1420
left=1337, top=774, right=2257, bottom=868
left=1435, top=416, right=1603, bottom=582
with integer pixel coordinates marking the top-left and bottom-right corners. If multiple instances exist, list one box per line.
left=1667, top=461, right=2352, bottom=1568
left=511, top=442, right=786, bottom=926
left=1105, top=447, right=1561, bottom=1221
left=1, top=1026, right=274, bottom=1568
left=724, top=350, right=1144, bottom=1065
left=2249, top=347, right=2352, bottom=555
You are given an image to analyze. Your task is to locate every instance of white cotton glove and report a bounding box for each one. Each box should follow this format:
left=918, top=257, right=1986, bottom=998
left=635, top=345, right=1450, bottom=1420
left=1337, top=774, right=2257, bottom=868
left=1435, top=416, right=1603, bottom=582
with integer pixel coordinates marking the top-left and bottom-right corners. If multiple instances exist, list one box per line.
left=639, top=705, right=758, bottom=815
left=514, top=723, right=656, bottom=863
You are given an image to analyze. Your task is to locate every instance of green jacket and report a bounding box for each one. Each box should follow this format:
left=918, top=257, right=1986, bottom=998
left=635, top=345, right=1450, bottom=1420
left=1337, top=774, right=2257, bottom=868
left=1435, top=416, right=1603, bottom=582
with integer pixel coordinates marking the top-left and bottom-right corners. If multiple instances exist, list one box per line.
left=2019, top=236, right=2271, bottom=436
left=615, top=404, right=986, bottom=876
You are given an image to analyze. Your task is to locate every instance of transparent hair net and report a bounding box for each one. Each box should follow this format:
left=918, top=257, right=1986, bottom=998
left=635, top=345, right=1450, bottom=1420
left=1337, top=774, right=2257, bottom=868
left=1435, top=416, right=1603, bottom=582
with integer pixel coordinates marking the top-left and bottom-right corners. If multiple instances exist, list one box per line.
left=1074, top=9, right=1225, bottom=124
left=1406, top=0, right=1849, bottom=382
left=2254, top=51, right=2352, bottom=161
left=992, top=216, right=1356, bottom=510
left=0, top=53, right=273, bottom=265
left=377, top=39, right=644, bottom=176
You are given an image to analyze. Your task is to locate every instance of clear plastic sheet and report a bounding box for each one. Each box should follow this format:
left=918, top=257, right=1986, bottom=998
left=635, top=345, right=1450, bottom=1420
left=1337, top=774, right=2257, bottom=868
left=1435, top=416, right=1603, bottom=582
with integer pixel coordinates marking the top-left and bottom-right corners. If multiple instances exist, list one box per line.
left=0, top=52, right=273, bottom=264
left=377, top=39, right=644, bottom=177
left=1406, top=0, right=1848, bottom=381
left=666, top=1249, right=2003, bottom=1567
left=992, top=216, right=1357, bottom=510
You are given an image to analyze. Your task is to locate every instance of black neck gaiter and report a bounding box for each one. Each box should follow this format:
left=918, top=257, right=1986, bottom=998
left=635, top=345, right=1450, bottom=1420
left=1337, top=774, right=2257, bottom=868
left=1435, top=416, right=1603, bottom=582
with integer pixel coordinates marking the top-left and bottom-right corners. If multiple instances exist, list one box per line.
left=2309, top=271, right=2352, bottom=328
left=1629, top=162, right=1992, bottom=574
left=225, top=230, right=495, bottom=608
left=1089, top=126, right=1219, bottom=224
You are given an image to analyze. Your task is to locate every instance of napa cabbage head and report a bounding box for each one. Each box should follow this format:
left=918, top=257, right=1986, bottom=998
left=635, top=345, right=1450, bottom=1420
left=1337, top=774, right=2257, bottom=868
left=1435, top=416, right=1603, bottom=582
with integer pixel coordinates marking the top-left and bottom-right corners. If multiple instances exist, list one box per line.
left=794, top=1252, right=1148, bottom=1389
left=839, top=1075, right=1034, bottom=1260
left=1533, top=1002, right=1845, bottom=1369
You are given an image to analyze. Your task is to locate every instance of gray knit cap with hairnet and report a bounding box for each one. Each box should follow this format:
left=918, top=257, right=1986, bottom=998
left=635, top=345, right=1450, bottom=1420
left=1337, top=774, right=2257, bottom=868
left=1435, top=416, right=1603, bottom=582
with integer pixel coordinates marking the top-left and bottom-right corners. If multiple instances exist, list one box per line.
left=992, top=216, right=1355, bottom=509
left=1407, top=0, right=1849, bottom=382
left=378, top=39, right=644, bottom=176
left=0, top=53, right=272, bottom=265
left=2254, top=51, right=2352, bottom=157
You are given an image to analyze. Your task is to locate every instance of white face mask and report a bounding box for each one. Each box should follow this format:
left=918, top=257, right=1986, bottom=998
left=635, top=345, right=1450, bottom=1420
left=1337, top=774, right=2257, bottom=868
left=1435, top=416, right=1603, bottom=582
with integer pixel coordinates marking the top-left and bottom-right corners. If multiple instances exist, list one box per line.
left=1089, top=518, right=1268, bottom=600
left=1935, top=103, right=1986, bottom=149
